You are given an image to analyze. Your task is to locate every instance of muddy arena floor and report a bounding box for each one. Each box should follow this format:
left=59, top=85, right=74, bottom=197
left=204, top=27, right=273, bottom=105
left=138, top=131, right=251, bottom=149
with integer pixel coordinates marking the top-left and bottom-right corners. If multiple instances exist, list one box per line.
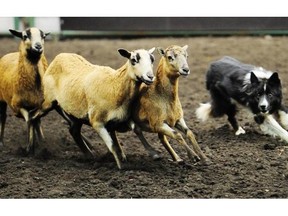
left=1, top=36, right=288, bottom=199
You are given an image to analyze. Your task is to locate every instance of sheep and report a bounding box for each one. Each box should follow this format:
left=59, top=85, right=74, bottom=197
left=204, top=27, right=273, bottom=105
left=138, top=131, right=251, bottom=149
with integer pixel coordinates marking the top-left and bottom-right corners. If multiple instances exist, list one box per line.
left=131, top=45, right=209, bottom=164
left=0, top=27, right=49, bottom=153
left=32, top=47, right=156, bottom=169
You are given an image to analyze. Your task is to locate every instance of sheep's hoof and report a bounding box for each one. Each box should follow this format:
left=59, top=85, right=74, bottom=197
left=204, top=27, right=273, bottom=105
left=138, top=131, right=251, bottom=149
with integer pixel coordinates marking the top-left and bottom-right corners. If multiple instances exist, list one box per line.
left=187, top=150, right=200, bottom=163
left=121, top=154, right=127, bottom=162
left=16, top=146, right=33, bottom=156
left=82, top=146, right=96, bottom=159
left=191, top=155, right=201, bottom=163
left=168, top=158, right=184, bottom=165
left=177, top=159, right=185, bottom=165
left=199, top=158, right=213, bottom=166
left=173, top=160, right=194, bottom=169
left=26, top=146, right=35, bottom=155
left=116, top=162, right=122, bottom=170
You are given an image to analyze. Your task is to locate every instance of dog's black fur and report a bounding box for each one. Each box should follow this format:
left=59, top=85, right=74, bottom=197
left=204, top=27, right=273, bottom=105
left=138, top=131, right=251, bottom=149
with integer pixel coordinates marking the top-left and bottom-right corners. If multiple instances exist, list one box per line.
left=199, top=56, right=287, bottom=134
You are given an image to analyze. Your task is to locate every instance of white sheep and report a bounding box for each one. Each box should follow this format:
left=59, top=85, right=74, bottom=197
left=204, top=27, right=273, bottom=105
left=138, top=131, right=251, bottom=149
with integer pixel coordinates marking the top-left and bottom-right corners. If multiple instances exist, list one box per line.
left=33, top=48, right=155, bottom=169
left=0, top=27, right=49, bottom=153
left=131, top=45, right=209, bottom=164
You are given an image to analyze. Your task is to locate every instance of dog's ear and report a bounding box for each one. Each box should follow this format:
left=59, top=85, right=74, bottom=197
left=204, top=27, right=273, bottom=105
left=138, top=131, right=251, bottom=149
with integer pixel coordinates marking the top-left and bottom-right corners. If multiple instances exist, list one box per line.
left=250, top=72, right=259, bottom=84
left=268, top=72, right=281, bottom=86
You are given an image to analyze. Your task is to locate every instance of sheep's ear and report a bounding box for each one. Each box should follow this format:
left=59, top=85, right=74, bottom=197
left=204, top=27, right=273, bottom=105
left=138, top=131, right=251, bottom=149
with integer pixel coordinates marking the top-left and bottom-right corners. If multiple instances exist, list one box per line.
left=9, top=29, right=23, bottom=39
left=44, top=32, right=50, bottom=38
left=250, top=72, right=259, bottom=84
left=182, top=45, right=188, bottom=51
left=118, top=48, right=131, bottom=59
left=148, top=47, right=155, bottom=54
left=157, top=47, right=165, bottom=56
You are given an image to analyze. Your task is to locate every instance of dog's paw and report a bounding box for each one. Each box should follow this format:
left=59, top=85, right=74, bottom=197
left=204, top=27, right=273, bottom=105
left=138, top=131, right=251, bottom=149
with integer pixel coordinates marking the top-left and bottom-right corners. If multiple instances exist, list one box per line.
left=235, top=126, right=246, bottom=135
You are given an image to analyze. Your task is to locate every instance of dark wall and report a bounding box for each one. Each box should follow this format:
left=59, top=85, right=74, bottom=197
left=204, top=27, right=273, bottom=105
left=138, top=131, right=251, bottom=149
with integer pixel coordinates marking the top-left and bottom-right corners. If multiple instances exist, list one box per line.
left=60, top=17, right=288, bottom=36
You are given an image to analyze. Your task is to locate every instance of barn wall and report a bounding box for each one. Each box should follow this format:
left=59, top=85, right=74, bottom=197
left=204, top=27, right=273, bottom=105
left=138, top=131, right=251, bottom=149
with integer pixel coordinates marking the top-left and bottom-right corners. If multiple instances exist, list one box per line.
left=61, top=17, right=288, bottom=31
left=1, top=17, right=288, bottom=37
left=60, top=17, right=288, bottom=37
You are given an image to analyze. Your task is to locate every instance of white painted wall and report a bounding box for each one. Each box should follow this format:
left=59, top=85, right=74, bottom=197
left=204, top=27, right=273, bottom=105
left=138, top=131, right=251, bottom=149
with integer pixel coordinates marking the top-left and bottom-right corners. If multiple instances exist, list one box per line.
left=0, top=17, right=14, bottom=34
left=34, top=17, right=61, bottom=33
left=0, top=17, right=61, bottom=34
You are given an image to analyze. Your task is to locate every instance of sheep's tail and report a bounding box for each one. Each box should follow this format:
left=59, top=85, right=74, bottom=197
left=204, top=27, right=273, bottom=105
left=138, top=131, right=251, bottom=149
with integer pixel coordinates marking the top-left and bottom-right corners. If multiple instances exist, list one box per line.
left=195, top=102, right=212, bottom=122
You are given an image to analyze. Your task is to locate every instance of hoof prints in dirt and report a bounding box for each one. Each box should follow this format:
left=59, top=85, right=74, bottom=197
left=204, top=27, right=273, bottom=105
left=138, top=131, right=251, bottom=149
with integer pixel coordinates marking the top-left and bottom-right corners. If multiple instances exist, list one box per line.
left=1, top=37, right=288, bottom=198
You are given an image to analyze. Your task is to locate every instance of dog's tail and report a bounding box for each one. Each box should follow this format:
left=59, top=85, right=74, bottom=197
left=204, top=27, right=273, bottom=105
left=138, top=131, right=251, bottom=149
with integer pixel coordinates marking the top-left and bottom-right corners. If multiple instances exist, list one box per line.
left=196, top=102, right=212, bottom=122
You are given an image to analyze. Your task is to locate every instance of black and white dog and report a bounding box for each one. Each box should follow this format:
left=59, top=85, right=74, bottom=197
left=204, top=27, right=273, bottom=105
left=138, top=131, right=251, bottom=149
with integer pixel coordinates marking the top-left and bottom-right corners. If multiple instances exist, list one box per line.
left=196, top=56, right=288, bottom=142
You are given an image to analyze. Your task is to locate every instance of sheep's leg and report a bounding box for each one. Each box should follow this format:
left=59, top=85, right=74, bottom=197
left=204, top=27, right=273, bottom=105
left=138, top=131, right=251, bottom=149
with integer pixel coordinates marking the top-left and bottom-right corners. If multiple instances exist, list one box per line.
left=34, top=118, right=44, bottom=142
left=80, top=134, right=94, bottom=151
left=158, top=133, right=183, bottom=163
left=28, top=110, right=44, bottom=148
left=20, top=108, right=35, bottom=154
left=0, top=102, right=7, bottom=146
left=110, top=130, right=127, bottom=162
left=28, top=122, right=36, bottom=154
left=69, top=120, right=94, bottom=159
left=32, top=99, right=56, bottom=120
left=55, top=106, right=73, bottom=125
left=91, top=122, right=122, bottom=169
left=175, top=118, right=211, bottom=164
left=133, top=125, right=161, bottom=160
left=55, top=106, right=94, bottom=152
left=158, top=123, right=200, bottom=163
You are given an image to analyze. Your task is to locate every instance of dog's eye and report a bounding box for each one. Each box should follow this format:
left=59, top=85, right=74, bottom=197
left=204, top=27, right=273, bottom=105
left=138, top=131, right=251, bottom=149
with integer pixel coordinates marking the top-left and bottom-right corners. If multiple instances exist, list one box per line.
left=268, top=93, right=273, bottom=98
left=256, top=93, right=261, bottom=99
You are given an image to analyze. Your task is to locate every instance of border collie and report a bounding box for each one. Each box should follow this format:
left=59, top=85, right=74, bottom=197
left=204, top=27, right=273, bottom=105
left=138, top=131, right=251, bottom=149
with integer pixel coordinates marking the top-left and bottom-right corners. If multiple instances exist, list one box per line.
left=196, top=56, right=288, bottom=142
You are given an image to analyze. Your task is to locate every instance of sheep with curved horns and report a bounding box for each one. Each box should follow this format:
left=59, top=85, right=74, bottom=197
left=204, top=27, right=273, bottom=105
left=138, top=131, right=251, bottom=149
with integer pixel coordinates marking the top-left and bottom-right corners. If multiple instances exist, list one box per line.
left=131, top=45, right=209, bottom=164
left=0, top=27, right=49, bottom=153
left=33, top=48, right=155, bottom=169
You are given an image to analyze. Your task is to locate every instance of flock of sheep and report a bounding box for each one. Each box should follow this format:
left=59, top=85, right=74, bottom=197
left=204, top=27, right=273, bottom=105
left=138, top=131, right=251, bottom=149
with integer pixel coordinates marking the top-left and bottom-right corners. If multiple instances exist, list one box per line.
left=0, top=27, right=210, bottom=169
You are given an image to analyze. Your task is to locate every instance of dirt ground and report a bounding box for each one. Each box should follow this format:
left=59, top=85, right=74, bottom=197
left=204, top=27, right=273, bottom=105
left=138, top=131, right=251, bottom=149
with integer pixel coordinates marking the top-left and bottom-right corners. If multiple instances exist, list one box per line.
left=1, top=35, right=288, bottom=199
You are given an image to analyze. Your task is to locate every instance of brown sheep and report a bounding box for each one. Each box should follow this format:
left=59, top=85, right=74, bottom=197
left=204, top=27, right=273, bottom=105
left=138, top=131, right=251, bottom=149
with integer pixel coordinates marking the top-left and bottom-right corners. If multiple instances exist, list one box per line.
left=131, top=45, right=209, bottom=164
left=0, top=27, right=49, bottom=153
left=33, top=48, right=156, bottom=169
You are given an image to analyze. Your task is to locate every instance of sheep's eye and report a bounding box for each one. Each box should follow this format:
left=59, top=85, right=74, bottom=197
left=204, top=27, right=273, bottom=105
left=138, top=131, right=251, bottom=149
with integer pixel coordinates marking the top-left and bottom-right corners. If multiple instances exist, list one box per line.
left=131, top=53, right=141, bottom=65
left=150, top=55, right=155, bottom=63
left=131, top=58, right=137, bottom=65
left=23, top=35, right=28, bottom=40
left=168, top=56, right=174, bottom=61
